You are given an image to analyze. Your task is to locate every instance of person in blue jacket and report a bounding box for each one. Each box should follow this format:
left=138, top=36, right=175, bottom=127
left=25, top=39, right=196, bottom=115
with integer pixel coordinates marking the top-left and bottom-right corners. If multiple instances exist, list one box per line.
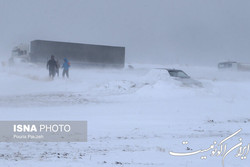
left=62, top=58, right=70, bottom=78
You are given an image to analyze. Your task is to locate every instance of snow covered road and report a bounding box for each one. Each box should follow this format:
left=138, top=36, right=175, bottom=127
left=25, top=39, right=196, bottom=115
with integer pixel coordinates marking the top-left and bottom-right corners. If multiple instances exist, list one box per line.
left=0, top=63, right=249, bottom=167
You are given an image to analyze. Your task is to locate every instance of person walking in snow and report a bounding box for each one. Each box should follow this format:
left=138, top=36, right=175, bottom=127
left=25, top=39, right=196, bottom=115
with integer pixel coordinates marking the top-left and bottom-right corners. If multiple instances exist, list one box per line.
left=62, top=58, right=70, bottom=78
left=47, top=55, right=58, bottom=79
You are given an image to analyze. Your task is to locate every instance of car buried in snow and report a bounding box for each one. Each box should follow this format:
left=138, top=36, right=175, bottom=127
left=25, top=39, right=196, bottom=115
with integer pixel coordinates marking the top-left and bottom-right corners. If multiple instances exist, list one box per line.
left=156, top=68, right=203, bottom=87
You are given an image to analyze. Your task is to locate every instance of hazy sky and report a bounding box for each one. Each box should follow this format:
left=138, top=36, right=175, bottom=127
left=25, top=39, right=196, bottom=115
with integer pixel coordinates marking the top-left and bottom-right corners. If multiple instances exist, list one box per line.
left=1, top=0, right=250, bottom=65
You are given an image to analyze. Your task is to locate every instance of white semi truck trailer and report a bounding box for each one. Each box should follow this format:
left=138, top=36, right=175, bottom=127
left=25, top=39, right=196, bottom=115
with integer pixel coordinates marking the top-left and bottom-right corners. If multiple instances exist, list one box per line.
left=10, top=40, right=125, bottom=68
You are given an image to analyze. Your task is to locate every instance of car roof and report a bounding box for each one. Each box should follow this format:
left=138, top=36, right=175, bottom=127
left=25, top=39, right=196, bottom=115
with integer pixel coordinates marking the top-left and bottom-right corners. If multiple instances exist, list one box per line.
left=218, top=61, right=237, bottom=64
left=154, top=68, right=184, bottom=72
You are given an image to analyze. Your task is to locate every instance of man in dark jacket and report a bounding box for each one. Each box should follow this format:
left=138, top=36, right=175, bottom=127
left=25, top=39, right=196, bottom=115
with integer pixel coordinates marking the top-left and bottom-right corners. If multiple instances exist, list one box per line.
left=47, top=55, right=58, bottom=79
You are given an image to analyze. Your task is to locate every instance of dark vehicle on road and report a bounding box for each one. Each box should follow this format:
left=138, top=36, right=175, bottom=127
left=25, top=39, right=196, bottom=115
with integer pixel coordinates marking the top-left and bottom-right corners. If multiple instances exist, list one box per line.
left=218, top=61, right=238, bottom=69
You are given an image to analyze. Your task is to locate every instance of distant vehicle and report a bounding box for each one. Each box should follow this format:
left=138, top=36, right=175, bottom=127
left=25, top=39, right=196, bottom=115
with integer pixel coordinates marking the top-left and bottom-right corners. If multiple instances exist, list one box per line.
left=218, top=61, right=250, bottom=71
left=218, top=61, right=238, bottom=70
left=156, top=68, right=202, bottom=87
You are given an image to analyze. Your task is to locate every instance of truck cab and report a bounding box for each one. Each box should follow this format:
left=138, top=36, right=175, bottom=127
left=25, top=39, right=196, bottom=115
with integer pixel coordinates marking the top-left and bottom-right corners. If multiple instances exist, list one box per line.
left=10, top=44, right=30, bottom=63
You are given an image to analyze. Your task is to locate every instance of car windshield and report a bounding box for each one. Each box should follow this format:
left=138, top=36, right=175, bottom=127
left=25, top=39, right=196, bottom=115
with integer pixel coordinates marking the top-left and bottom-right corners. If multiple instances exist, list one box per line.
left=168, top=70, right=190, bottom=78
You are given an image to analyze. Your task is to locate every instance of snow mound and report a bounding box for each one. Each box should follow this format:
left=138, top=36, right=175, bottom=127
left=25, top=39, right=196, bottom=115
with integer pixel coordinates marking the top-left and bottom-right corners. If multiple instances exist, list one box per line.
left=95, top=80, right=138, bottom=95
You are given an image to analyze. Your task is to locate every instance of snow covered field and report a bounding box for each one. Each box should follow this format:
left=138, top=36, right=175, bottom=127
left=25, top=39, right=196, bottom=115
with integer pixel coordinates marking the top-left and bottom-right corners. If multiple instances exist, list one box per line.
left=0, top=61, right=250, bottom=167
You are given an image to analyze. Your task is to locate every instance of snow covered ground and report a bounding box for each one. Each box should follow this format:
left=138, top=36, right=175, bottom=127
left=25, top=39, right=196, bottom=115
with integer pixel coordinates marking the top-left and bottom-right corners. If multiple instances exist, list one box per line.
left=0, top=61, right=249, bottom=167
